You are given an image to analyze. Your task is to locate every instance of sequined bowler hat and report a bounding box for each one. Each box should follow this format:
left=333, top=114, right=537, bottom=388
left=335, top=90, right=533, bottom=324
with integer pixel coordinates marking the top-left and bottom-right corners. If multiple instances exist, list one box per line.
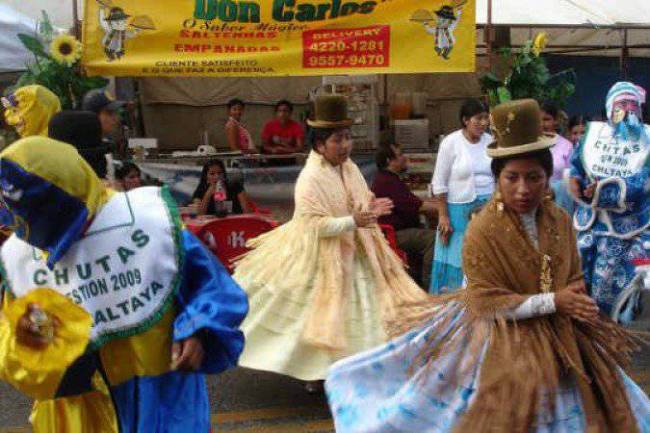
left=307, top=95, right=353, bottom=129
left=487, top=99, right=556, bottom=158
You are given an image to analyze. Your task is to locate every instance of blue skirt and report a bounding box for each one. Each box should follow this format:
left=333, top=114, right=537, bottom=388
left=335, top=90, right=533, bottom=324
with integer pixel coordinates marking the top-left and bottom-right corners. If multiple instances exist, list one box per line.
left=430, top=195, right=491, bottom=294
left=551, top=179, right=575, bottom=216
left=326, top=303, right=650, bottom=433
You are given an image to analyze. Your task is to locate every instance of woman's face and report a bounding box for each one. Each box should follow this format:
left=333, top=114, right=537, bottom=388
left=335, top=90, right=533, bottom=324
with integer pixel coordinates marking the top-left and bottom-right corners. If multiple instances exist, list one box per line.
left=206, top=164, right=224, bottom=185
left=316, top=129, right=353, bottom=166
left=464, top=112, right=489, bottom=139
left=498, top=158, right=548, bottom=214
left=122, top=169, right=141, bottom=191
left=541, top=111, right=557, bottom=134
left=99, top=110, right=120, bottom=136
left=229, top=104, right=244, bottom=120
left=569, top=124, right=586, bottom=145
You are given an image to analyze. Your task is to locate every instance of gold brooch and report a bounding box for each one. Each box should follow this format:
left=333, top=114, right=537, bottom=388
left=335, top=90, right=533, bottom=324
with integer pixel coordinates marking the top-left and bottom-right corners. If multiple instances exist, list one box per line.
left=490, top=111, right=516, bottom=140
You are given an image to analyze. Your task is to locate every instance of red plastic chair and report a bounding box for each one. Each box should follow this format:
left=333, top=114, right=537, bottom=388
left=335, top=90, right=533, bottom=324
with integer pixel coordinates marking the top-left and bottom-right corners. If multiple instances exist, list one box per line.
left=245, top=197, right=272, bottom=216
left=379, top=224, right=408, bottom=264
left=197, top=215, right=279, bottom=273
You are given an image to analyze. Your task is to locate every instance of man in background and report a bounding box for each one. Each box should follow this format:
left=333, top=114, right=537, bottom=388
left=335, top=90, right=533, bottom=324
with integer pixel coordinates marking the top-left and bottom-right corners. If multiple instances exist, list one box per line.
left=372, top=143, right=436, bottom=288
left=82, top=88, right=125, bottom=155
left=261, top=100, right=304, bottom=165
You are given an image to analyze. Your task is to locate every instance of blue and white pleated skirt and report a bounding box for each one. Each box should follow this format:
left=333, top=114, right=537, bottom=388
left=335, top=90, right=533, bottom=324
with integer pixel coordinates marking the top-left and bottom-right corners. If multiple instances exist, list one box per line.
left=430, top=195, right=491, bottom=294
left=326, top=303, right=650, bottom=433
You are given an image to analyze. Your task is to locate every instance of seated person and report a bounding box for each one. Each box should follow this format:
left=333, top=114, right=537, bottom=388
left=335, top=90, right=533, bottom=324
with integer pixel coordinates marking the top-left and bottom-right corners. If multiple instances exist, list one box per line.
left=225, top=99, right=256, bottom=154
left=372, top=143, right=436, bottom=289
left=261, top=100, right=305, bottom=156
left=192, top=159, right=252, bottom=216
left=116, top=161, right=142, bottom=191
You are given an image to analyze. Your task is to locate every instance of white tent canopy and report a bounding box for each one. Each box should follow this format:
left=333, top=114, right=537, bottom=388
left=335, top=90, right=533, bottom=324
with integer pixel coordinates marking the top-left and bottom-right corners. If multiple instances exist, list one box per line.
left=476, top=0, right=650, bottom=57
left=477, top=0, right=650, bottom=26
left=8, top=0, right=650, bottom=29
left=0, top=4, right=38, bottom=73
left=4, top=0, right=75, bottom=29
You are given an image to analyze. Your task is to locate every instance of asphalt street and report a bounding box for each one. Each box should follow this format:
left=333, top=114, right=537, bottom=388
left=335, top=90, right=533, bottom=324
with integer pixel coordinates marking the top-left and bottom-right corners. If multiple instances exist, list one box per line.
left=1, top=289, right=649, bottom=432
left=0, top=342, right=649, bottom=433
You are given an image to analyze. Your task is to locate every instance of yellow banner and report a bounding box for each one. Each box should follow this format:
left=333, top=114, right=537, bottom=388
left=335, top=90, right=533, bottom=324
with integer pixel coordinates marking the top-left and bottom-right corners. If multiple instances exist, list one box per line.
left=82, top=0, right=475, bottom=77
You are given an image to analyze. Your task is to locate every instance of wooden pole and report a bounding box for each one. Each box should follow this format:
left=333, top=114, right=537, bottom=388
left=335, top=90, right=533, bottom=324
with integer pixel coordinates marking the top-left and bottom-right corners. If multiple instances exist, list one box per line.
left=486, top=0, right=493, bottom=70
left=72, top=0, right=80, bottom=38
left=620, top=29, right=629, bottom=80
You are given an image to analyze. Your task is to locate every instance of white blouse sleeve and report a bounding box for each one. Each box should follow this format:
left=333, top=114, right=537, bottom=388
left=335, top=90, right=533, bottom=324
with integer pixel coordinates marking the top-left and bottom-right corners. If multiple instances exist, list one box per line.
left=319, top=216, right=357, bottom=238
left=504, top=293, right=556, bottom=320
left=432, top=135, right=455, bottom=196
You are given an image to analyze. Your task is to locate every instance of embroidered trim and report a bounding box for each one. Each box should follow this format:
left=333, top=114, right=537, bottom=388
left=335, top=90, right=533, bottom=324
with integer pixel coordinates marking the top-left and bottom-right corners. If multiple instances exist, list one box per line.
left=87, top=186, right=184, bottom=350
left=0, top=255, right=12, bottom=299
left=540, top=255, right=553, bottom=293
left=505, top=292, right=556, bottom=320
left=592, top=177, right=627, bottom=214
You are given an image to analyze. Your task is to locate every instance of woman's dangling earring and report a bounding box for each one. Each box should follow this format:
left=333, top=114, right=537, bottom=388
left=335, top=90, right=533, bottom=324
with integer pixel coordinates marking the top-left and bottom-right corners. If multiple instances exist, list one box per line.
left=494, top=188, right=504, bottom=214
left=544, top=184, right=554, bottom=202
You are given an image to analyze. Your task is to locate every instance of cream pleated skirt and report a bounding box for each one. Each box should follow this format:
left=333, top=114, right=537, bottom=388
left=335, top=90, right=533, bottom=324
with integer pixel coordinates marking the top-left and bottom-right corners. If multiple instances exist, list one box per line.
left=235, top=251, right=387, bottom=381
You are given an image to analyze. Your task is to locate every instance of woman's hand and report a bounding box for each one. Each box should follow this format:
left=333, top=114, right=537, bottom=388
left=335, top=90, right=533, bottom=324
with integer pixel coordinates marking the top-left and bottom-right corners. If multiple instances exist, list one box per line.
left=555, top=282, right=599, bottom=323
left=202, top=183, right=216, bottom=199
left=171, top=336, right=205, bottom=372
left=369, top=198, right=394, bottom=218
left=353, top=211, right=377, bottom=227
left=437, top=215, right=453, bottom=246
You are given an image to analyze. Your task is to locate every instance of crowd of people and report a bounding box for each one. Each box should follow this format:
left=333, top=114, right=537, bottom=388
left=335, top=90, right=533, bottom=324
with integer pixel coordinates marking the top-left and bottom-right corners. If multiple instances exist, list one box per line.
left=0, top=81, right=649, bottom=433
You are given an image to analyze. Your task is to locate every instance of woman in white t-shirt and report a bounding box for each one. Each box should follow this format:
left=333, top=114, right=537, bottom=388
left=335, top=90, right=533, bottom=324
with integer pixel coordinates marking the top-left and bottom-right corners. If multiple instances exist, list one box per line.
left=430, top=99, right=493, bottom=294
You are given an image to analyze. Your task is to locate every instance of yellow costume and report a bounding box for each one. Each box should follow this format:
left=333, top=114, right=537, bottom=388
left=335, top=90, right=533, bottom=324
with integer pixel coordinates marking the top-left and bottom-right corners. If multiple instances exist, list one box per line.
left=0, top=137, right=248, bottom=433
left=2, top=85, right=61, bottom=137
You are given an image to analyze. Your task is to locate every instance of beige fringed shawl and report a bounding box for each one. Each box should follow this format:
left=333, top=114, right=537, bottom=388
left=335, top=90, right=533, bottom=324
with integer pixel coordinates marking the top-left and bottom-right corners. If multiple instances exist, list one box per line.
left=233, top=151, right=428, bottom=351
left=392, top=198, right=641, bottom=433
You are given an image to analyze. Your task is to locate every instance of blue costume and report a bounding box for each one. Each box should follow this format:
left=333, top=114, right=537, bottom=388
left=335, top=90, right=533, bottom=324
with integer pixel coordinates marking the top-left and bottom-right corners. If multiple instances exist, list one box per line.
left=0, top=136, right=248, bottom=433
left=570, top=82, right=650, bottom=319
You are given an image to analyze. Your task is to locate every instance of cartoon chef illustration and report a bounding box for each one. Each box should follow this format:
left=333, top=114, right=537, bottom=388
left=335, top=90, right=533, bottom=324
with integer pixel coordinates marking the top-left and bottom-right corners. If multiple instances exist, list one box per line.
left=411, top=1, right=466, bottom=60
left=97, top=0, right=155, bottom=61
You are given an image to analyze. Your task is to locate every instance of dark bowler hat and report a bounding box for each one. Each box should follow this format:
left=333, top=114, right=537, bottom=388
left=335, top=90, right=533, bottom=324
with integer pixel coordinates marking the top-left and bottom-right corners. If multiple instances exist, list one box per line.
left=435, top=6, right=456, bottom=20
left=487, top=99, right=556, bottom=159
left=106, top=7, right=130, bottom=21
left=307, top=95, right=353, bottom=129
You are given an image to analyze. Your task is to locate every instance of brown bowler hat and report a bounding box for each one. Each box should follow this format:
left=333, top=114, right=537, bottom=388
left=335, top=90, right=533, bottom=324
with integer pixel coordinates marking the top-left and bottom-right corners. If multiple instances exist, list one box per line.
left=487, top=99, right=555, bottom=158
left=307, top=95, right=353, bottom=128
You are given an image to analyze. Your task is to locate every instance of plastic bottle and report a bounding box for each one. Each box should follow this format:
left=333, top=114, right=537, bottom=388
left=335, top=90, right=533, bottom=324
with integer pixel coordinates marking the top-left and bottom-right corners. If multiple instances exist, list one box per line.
left=213, top=179, right=227, bottom=217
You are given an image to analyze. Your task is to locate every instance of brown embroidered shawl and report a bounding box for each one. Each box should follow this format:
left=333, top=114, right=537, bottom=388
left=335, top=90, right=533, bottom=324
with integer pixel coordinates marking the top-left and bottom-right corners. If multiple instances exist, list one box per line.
left=393, top=198, right=640, bottom=433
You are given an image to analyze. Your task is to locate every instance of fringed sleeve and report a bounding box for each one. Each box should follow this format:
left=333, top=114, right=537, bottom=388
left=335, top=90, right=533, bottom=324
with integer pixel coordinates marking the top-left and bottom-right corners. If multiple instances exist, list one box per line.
left=173, top=230, right=248, bottom=374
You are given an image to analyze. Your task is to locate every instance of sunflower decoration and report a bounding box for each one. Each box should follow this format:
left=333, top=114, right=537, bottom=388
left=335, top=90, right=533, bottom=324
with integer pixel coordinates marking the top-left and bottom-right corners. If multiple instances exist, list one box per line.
left=9, top=11, right=108, bottom=111
left=1, top=288, right=92, bottom=374
left=532, top=32, right=548, bottom=57
left=49, top=33, right=83, bottom=66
